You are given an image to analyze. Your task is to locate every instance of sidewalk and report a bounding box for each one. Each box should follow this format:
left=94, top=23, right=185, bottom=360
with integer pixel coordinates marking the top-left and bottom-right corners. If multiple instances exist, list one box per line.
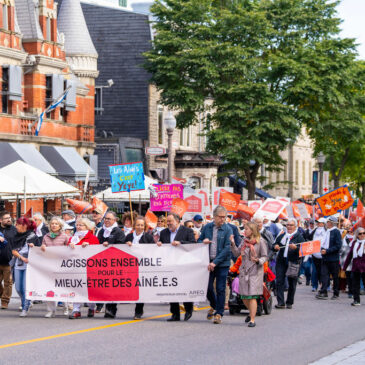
left=310, top=339, right=365, bottom=365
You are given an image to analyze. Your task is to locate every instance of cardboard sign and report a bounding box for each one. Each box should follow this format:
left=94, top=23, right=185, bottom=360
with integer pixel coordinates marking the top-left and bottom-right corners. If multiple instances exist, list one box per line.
left=299, top=240, right=321, bottom=257
left=254, top=198, right=287, bottom=221
left=109, top=162, right=145, bottom=193
left=316, top=185, right=354, bottom=217
left=170, top=198, right=189, bottom=218
left=150, top=184, right=184, bottom=211
left=145, top=209, right=158, bottom=229
left=219, top=189, right=241, bottom=214
left=295, top=202, right=310, bottom=219
left=197, top=189, right=210, bottom=213
left=248, top=200, right=262, bottom=212
left=184, top=194, right=203, bottom=213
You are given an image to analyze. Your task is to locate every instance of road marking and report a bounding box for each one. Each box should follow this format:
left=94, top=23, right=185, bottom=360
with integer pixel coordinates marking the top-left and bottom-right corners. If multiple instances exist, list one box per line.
left=0, top=306, right=210, bottom=349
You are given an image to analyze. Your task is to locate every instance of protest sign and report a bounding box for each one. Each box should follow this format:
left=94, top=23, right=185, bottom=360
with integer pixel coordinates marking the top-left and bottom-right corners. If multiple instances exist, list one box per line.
left=248, top=200, right=262, bottom=212
left=26, top=245, right=209, bottom=303
left=299, top=240, right=321, bottom=257
left=213, top=187, right=233, bottom=211
left=253, top=198, right=287, bottom=221
left=316, top=185, right=354, bottom=217
left=109, top=162, right=145, bottom=193
left=145, top=209, right=158, bottom=229
left=237, top=202, right=255, bottom=220
left=170, top=198, right=189, bottom=217
left=197, top=189, right=210, bottom=213
left=295, top=202, right=310, bottom=219
left=150, top=184, right=184, bottom=211
left=219, top=189, right=241, bottom=214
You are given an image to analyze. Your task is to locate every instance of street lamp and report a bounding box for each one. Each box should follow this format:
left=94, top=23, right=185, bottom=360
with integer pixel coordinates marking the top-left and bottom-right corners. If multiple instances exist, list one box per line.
left=164, top=111, right=176, bottom=183
left=317, top=152, right=326, bottom=195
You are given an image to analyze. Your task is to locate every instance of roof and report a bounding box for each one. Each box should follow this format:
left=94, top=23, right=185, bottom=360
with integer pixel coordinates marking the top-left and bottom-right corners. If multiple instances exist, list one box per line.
left=81, top=3, right=152, bottom=139
left=57, top=0, right=98, bottom=57
left=15, top=0, right=44, bottom=40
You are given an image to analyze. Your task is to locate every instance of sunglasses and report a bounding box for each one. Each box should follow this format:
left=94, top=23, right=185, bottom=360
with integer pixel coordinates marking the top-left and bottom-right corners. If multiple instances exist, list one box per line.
left=358, top=232, right=365, bottom=235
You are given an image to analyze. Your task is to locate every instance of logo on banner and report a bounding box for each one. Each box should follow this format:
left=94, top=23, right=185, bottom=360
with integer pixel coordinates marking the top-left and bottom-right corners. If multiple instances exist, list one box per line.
left=299, top=240, right=321, bottom=257
left=219, top=189, right=241, bottom=213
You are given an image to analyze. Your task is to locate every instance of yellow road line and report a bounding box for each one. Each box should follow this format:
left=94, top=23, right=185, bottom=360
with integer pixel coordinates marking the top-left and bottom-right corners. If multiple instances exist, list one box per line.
left=0, top=306, right=210, bottom=350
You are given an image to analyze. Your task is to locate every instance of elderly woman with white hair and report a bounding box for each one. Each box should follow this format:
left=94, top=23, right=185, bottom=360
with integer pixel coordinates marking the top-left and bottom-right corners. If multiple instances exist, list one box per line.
left=33, top=213, right=49, bottom=242
left=68, top=217, right=100, bottom=319
left=273, top=218, right=304, bottom=309
left=41, top=216, right=70, bottom=318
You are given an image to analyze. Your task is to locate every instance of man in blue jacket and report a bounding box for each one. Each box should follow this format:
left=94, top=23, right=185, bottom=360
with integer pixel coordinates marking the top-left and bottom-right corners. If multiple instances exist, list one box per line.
left=316, top=215, right=342, bottom=300
left=199, top=206, right=232, bottom=324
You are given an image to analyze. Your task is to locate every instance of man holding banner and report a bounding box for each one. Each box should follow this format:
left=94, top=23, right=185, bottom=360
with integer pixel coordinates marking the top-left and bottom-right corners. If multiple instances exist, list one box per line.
left=158, top=213, right=196, bottom=321
left=198, top=206, right=232, bottom=324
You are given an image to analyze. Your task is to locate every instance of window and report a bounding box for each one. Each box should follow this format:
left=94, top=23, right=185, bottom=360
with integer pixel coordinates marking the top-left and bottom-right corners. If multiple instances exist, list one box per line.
left=125, top=148, right=143, bottom=163
left=205, top=113, right=211, bottom=148
left=119, top=0, right=127, bottom=6
left=302, top=161, right=306, bottom=185
left=2, top=67, right=9, bottom=113
left=180, top=128, right=186, bottom=146
left=189, top=176, right=201, bottom=189
left=95, top=87, right=103, bottom=115
left=2, top=5, right=8, bottom=31
left=187, top=126, right=192, bottom=147
left=46, top=17, right=52, bottom=42
left=45, top=75, right=52, bottom=118
left=158, top=106, right=163, bottom=144
left=295, top=160, right=299, bottom=185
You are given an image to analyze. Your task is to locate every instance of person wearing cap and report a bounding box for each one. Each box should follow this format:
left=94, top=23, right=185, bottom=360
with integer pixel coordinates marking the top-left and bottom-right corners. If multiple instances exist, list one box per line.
left=309, top=218, right=327, bottom=292
left=62, top=210, right=76, bottom=234
left=92, top=207, right=104, bottom=236
left=193, top=215, right=204, bottom=232
left=316, top=216, right=342, bottom=300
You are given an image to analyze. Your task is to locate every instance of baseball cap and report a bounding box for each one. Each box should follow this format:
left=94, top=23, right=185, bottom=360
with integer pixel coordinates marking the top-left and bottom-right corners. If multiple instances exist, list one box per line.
left=327, top=215, right=338, bottom=224
left=61, top=210, right=75, bottom=218
left=316, top=217, right=327, bottom=224
left=193, top=215, right=203, bottom=222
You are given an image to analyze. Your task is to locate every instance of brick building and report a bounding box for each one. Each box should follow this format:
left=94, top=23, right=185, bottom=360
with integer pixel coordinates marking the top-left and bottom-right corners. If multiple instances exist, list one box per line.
left=0, top=0, right=98, bottom=215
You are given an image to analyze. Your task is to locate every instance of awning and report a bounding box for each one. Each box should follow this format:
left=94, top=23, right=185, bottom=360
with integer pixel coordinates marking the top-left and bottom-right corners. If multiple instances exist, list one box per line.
left=40, top=146, right=95, bottom=181
left=0, top=142, right=56, bottom=174
left=229, top=176, right=273, bottom=199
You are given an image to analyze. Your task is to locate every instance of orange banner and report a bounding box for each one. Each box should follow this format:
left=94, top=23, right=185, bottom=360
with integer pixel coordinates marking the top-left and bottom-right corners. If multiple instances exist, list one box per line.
left=170, top=198, right=189, bottom=218
left=316, top=186, right=354, bottom=217
left=145, top=209, right=158, bottom=229
left=92, top=197, right=109, bottom=217
left=66, top=198, right=94, bottom=214
left=299, top=240, right=321, bottom=257
left=219, top=190, right=241, bottom=213
left=236, top=202, right=255, bottom=220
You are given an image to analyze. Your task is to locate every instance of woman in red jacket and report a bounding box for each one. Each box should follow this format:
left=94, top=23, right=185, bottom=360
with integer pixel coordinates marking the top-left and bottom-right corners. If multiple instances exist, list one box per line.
left=68, top=217, right=99, bottom=319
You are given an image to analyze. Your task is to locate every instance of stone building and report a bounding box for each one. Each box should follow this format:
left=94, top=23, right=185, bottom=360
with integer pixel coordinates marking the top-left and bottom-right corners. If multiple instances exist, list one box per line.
left=0, top=0, right=97, bottom=214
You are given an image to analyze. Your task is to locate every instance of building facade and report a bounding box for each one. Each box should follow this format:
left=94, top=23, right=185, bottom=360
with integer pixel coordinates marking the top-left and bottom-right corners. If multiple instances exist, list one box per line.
left=0, top=0, right=98, bottom=214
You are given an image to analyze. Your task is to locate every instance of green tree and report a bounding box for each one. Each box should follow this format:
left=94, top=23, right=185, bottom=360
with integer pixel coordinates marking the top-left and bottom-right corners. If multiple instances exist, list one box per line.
left=144, top=0, right=359, bottom=199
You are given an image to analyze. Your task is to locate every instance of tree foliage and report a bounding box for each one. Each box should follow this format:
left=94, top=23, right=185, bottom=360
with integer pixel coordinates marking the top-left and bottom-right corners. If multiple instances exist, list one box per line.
left=144, top=0, right=361, bottom=199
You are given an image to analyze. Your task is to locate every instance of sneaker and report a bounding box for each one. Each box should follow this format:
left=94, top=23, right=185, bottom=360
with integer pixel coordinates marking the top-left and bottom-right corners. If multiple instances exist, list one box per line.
left=316, top=293, right=328, bottom=300
left=331, top=295, right=339, bottom=300
left=45, top=311, right=55, bottom=318
left=1, top=303, right=8, bottom=309
left=351, top=301, right=360, bottom=306
left=19, top=310, right=28, bottom=317
left=69, top=311, right=81, bottom=319
left=133, top=313, right=143, bottom=320
left=207, top=308, right=214, bottom=320
left=87, top=309, right=95, bottom=318
left=248, top=321, right=256, bottom=327
left=213, top=314, right=222, bottom=324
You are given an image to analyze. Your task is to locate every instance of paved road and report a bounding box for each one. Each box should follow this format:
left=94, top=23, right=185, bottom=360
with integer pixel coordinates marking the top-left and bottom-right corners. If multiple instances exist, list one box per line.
left=0, top=286, right=364, bottom=365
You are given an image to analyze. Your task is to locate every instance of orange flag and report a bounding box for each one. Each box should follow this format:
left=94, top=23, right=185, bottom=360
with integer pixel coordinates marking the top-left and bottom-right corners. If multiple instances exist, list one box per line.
left=66, top=198, right=93, bottom=214
left=92, top=197, right=109, bottom=217
left=316, top=186, right=354, bottom=217
left=145, top=209, right=158, bottom=229
left=24, top=207, right=33, bottom=218
left=219, top=189, right=241, bottom=214
left=236, top=202, right=255, bottom=220
left=170, top=198, right=189, bottom=218
left=357, top=199, right=365, bottom=218
left=299, top=240, right=321, bottom=257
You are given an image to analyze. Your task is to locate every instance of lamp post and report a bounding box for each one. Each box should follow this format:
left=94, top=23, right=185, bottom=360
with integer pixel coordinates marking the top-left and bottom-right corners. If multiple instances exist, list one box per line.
left=164, top=111, right=176, bottom=183
left=317, top=152, right=326, bottom=195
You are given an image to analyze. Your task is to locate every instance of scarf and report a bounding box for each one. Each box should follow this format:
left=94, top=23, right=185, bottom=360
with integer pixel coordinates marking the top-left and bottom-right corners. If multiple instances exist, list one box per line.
left=242, top=238, right=257, bottom=258
left=12, top=230, right=32, bottom=250
left=103, top=222, right=118, bottom=238
left=124, top=226, right=133, bottom=235
left=70, top=230, right=88, bottom=244
left=132, top=231, right=144, bottom=245
left=36, top=222, right=44, bottom=237
left=322, top=227, right=336, bottom=250
left=281, top=229, right=298, bottom=258
left=353, top=240, right=365, bottom=259
left=50, top=231, right=60, bottom=239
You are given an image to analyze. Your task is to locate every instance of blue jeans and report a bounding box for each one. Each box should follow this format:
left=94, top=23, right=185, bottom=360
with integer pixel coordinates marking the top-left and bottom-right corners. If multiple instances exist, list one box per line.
left=14, top=269, right=30, bottom=311
left=311, top=259, right=318, bottom=289
left=207, top=266, right=229, bottom=316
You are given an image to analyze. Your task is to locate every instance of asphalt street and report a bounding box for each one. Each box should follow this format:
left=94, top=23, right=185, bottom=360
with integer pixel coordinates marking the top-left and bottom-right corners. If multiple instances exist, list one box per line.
left=0, top=285, right=364, bottom=365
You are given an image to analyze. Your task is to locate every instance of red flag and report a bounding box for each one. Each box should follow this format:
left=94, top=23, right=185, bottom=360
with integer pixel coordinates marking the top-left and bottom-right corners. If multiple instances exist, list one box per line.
left=24, top=207, right=33, bottom=218
left=357, top=199, right=364, bottom=218
left=219, top=190, right=241, bottom=214
left=145, top=209, right=158, bottom=229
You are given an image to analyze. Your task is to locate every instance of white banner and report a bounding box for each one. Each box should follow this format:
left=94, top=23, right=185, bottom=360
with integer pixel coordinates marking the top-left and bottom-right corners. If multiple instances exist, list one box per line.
left=26, top=244, right=209, bottom=303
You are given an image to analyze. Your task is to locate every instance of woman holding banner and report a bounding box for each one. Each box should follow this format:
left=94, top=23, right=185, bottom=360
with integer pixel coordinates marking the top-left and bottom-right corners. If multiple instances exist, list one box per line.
left=125, top=216, right=155, bottom=320
left=273, top=218, right=304, bottom=309
left=68, top=218, right=99, bottom=319
left=41, top=217, right=70, bottom=317
left=231, top=222, right=268, bottom=327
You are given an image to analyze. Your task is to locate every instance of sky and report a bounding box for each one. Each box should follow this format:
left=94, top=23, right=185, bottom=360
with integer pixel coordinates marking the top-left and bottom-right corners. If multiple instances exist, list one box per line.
left=130, top=0, right=364, bottom=59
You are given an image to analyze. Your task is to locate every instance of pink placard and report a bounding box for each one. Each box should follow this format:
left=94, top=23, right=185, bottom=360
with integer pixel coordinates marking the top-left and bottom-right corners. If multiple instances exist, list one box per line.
left=150, top=184, right=184, bottom=211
